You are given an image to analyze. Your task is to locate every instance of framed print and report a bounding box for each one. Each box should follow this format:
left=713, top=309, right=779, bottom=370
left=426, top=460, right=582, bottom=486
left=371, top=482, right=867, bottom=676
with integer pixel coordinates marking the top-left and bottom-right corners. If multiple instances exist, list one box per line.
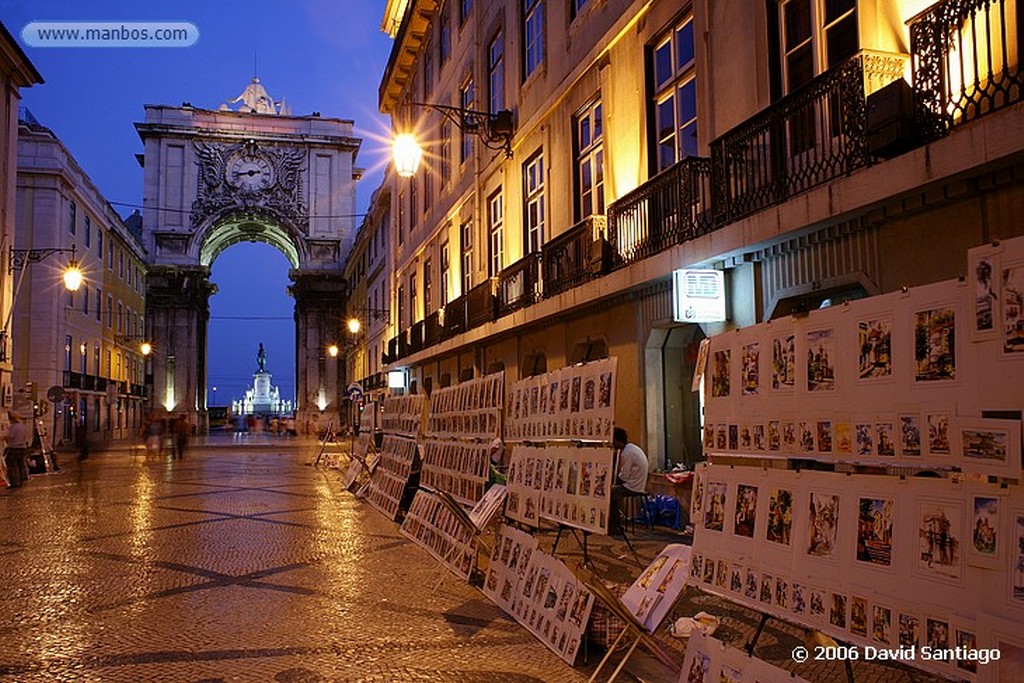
left=875, top=419, right=897, bottom=459
left=969, top=247, right=1000, bottom=340
left=898, top=414, right=923, bottom=459
left=871, top=603, right=893, bottom=646
left=849, top=595, right=868, bottom=639
left=924, top=616, right=952, bottom=675
left=916, top=498, right=964, bottom=585
left=829, top=591, right=848, bottom=631
left=741, top=338, right=761, bottom=396
left=704, top=481, right=728, bottom=533
left=692, top=337, right=710, bottom=392
left=1002, top=261, right=1024, bottom=355
left=744, top=568, right=759, bottom=601
left=791, top=582, right=807, bottom=616
left=966, top=492, right=1002, bottom=568
left=913, top=304, right=957, bottom=383
left=798, top=421, right=815, bottom=454
left=732, top=483, right=758, bottom=539
left=954, top=623, right=980, bottom=681
left=816, top=420, right=834, bottom=455
left=765, top=486, right=794, bottom=548
left=855, top=421, right=875, bottom=458
left=711, top=347, right=731, bottom=398
left=807, top=490, right=841, bottom=561
left=856, top=496, right=895, bottom=570
left=809, top=586, right=827, bottom=623
left=835, top=421, right=854, bottom=455
left=897, top=609, right=920, bottom=648
left=857, top=315, right=894, bottom=381
left=924, top=411, right=953, bottom=459
left=957, top=417, right=1023, bottom=479
left=806, top=328, right=837, bottom=392
left=770, top=330, right=796, bottom=393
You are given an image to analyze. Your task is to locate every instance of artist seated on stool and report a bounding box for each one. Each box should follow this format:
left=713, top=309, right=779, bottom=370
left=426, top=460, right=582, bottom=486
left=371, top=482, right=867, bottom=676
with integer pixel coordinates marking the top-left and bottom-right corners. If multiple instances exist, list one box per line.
left=610, top=427, right=649, bottom=534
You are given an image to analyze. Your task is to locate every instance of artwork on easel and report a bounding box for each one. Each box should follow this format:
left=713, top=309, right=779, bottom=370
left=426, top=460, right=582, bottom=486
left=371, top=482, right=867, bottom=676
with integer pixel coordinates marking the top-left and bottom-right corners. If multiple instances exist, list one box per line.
left=711, top=349, right=731, bottom=398
left=741, top=340, right=760, bottom=396
left=856, top=496, right=894, bottom=570
left=916, top=499, right=963, bottom=584
left=857, top=316, right=893, bottom=380
left=771, top=332, right=795, bottom=392
left=914, top=305, right=957, bottom=382
left=620, top=544, right=691, bottom=633
left=957, top=417, right=1022, bottom=479
left=807, top=491, right=840, bottom=560
left=966, top=493, right=1001, bottom=568
left=1002, top=262, right=1024, bottom=355
left=766, top=487, right=793, bottom=547
left=970, top=248, right=1000, bottom=339
left=806, top=328, right=837, bottom=392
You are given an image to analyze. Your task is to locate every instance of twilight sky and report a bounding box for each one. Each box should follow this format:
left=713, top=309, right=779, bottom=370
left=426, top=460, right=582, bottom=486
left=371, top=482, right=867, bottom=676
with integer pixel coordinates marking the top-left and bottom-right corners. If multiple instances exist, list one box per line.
left=3, top=0, right=395, bottom=404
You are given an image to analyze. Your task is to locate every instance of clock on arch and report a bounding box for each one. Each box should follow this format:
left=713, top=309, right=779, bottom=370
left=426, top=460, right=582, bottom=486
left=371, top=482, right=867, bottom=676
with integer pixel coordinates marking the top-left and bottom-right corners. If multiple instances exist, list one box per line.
left=226, top=153, right=275, bottom=191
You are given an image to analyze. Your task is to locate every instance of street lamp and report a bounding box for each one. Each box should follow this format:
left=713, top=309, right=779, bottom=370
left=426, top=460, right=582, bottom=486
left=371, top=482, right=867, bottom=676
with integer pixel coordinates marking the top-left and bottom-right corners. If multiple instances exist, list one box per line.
left=392, top=103, right=515, bottom=177
left=346, top=307, right=390, bottom=334
left=2, top=246, right=81, bottom=361
left=115, top=335, right=153, bottom=356
left=327, top=344, right=339, bottom=358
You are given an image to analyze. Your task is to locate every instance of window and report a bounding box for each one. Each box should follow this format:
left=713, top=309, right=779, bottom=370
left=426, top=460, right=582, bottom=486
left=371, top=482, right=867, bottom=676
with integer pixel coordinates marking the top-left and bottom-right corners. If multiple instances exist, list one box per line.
left=460, top=77, right=475, bottom=162
left=105, top=349, right=111, bottom=377
left=397, top=284, right=406, bottom=329
left=488, top=32, right=504, bottom=113
left=423, top=258, right=433, bottom=313
left=439, top=2, right=451, bottom=65
left=424, top=45, right=434, bottom=99
left=652, top=17, right=697, bottom=171
left=423, top=166, right=433, bottom=214
left=80, top=343, right=87, bottom=374
left=64, top=336, right=72, bottom=371
left=440, top=121, right=452, bottom=185
left=409, top=272, right=418, bottom=323
left=571, top=0, right=589, bottom=19
left=117, top=302, right=123, bottom=333
left=95, top=288, right=102, bottom=321
left=69, top=201, right=77, bottom=234
left=118, top=250, right=124, bottom=279
left=108, top=241, right=114, bottom=270
left=106, top=295, right=113, bottom=327
left=397, top=189, right=406, bottom=245
left=93, top=344, right=100, bottom=377
left=574, top=99, right=605, bottom=220
left=523, top=152, right=545, bottom=252
left=97, top=230, right=102, bottom=256
left=82, top=285, right=89, bottom=315
left=461, top=221, right=473, bottom=294
left=85, top=215, right=91, bottom=248
left=409, top=175, right=418, bottom=231
left=523, top=0, right=544, bottom=79
left=460, top=0, right=472, bottom=25
left=487, top=189, right=504, bottom=277
left=440, top=241, right=450, bottom=304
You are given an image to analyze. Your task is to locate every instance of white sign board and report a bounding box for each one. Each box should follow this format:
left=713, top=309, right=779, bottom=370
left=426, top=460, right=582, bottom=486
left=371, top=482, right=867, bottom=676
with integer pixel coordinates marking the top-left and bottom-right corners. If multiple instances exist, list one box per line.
left=673, top=269, right=726, bottom=323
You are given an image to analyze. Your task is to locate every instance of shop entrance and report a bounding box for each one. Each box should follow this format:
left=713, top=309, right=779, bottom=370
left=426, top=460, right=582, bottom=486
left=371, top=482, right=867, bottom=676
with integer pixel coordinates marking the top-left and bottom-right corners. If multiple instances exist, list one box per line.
left=646, top=325, right=704, bottom=469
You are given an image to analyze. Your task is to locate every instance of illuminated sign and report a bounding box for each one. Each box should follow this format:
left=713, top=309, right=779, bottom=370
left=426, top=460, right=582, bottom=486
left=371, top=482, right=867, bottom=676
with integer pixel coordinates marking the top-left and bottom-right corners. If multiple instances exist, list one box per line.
left=387, top=370, right=407, bottom=389
left=673, top=269, right=726, bottom=323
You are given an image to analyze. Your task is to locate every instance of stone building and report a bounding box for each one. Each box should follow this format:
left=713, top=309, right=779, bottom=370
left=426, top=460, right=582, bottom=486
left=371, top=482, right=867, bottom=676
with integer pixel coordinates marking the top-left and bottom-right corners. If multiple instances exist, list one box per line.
left=373, top=0, right=1024, bottom=469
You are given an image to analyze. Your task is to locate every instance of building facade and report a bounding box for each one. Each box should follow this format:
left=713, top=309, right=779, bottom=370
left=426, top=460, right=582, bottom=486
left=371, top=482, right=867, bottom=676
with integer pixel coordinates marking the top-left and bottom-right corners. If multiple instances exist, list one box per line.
left=15, top=114, right=149, bottom=447
left=0, top=22, right=42, bottom=422
left=374, top=0, right=1024, bottom=469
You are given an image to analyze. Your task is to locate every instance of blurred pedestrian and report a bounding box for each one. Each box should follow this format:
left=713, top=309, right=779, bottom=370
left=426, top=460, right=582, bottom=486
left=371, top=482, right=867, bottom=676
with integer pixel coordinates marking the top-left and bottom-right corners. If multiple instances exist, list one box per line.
left=4, top=413, right=32, bottom=488
left=143, top=413, right=163, bottom=458
left=173, top=416, right=190, bottom=460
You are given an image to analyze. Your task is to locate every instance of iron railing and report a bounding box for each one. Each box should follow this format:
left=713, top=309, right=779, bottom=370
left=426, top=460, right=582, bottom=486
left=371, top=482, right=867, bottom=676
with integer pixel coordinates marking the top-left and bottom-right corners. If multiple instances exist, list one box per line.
left=607, top=157, right=713, bottom=267
left=424, top=310, right=442, bottom=347
left=541, top=215, right=608, bottom=297
left=409, top=320, right=425, bottom=353
left=711, top=52, right=872, bottom=225
left=467, top=278, right=498, bottom=328
left=443, top=294, right=467, bottom=339
left=910, top=0, right=1023, bottom=140
left=63, top=371, right=82, bottom=389
left=498, top=252, right=542, bottom=315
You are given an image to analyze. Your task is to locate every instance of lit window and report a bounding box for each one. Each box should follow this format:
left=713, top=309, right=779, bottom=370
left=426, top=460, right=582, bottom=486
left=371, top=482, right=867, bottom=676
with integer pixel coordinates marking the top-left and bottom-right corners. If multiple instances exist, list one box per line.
left=523, top=0, right=544, bottom=79
left=488, top=189, right=504, bottom=277
left=574, top=99, right=604, bottom=220
left=523, top=152, right=545, bottom=252
left=652, top=17, right=697, bottom=171
left=460, top=77, right=475, bottom=163
left=488, top=32, right=504, bottom=113
left=461, top=221, right=473, bottom=294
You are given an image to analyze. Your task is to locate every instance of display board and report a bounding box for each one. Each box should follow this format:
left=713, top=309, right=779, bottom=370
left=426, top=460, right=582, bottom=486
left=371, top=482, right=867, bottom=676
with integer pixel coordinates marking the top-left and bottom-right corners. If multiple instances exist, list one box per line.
left=690, top=463, right=1019, bottom=681
left=680, top=631, right=811, bottom=683
left=483, top=524, right=594, bottom=665
left=355, top=401, right=377, bottom=458
left=364, top=434, right=419, bottom=520
left=420, top=439, right=490, bottom=506
left=380, top=394, right=427, bottom=437
left=505, top=444, right=614, bottom=535
left=469, top=483, right=507, bottom=529
left=399, top=489, right=476, bottom=580
left=620, top=544, right=692, bottom=633
left=505, top=357, right=618, bottom=442
left=426, top=371, right=504, bottom=440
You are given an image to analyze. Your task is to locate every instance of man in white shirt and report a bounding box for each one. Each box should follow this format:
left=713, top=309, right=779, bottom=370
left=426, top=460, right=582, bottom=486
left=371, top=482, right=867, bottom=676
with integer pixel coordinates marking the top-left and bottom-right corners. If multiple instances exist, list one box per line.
left=4, top=412, right=32, bottom=488
left=611, top=427, right=649, bottom=533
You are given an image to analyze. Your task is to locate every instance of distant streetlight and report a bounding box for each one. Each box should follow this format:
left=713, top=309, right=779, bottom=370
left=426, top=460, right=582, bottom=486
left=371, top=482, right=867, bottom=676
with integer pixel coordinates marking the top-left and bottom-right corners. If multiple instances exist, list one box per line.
left=391, top=103, right=514, bottom=177
left=2, top=246, right=81, bottom=360
left=140, top=342, right=152, bottom=356
left=327, top=344, right=339, bottom=358
left=347, top=317, right=361, bottom=334
left=211, top=386, right=217, bottom=405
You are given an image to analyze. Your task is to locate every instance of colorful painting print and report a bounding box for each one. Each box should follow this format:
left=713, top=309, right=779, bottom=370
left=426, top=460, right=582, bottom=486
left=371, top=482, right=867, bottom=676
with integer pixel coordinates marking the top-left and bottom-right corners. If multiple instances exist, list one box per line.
left=973, top=254, right=999, bottom=333
left=899, top=415, right=922, bottom=457
left=914, top=306, right=956, bottom=381
left=926, top=413, right=951, bottom=456
left=898, top=613, right=920, bottom=647
left=806, top=329, right=837, bottom=391
left=917, top=501, right=962, bottom=582
left=792, top=583, right=806, bottom=614
left=855, top=423, right=873, bottom=456
left=771, top=334, right=795, bottom=390
left=872, top=605, right=892, bottom=645
left=850, top=596, right=868, bottom=637
left=875, top=421, right=896, bottom=458
left=858, top=318, right=892, bottom=379
left=971, top=496, right=999, bottom=557
left=817, top=421, right=833, bottom=453
left=926, top=617, right=950, bottom=651
left=956, top=628, right=979, bottom=675
left=712, top=350, right=731, bottom=397
left=1003, top=263, right=1024, bottom=354
left=759, top=575, right=772, bottom=604
left=767, top=421, right=781, bottom=452
left=740, top=425, right=752, bottom=450
left=799, top=421, right=815, bottom=453
left=704, top=482, right=727, bottom=532
left=744, top=569, right=759, bottom=600
left=684, top=649, right=710, bottom=683
left=742, top=341, right=760, bottom=395
left=766, top=488, right=793, bottom=546
left=730, top=565, right=742, bottom=593
left=733, top=484, right=758, bottom=538
left=775, top=577, right=788, bottom=610
left=807, top=492, right=839, bottom=558
left=829, top=593, right=847, bottom=629
left=961, top=426, right=1009, bottom=463
left=752, top=424, right=765, bottom=451
left=1014, top=513, right=1024, bottom=603
left=835, top=423, right=853, bottom=454
left=810, top=589, right=825, bottom=618
left=857, top=497, right=894, bottom=568
left=782, top=421, right=797, bottom=452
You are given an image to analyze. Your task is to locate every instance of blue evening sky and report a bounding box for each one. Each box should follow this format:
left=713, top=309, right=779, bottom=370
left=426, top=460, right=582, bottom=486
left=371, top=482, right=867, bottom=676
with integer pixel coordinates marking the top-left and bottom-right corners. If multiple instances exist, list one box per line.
left=2, top=0, right=394, bottom=404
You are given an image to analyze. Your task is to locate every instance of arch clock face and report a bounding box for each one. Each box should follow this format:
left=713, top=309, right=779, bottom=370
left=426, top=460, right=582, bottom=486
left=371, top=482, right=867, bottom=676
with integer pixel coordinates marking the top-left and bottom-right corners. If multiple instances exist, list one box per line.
left=227, top=156, right=274, bottom=191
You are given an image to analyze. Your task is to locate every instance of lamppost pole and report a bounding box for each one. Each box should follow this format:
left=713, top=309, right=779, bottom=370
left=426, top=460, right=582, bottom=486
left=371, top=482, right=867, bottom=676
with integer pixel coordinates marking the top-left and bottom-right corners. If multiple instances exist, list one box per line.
left=2, top=246, right=82, bottom=361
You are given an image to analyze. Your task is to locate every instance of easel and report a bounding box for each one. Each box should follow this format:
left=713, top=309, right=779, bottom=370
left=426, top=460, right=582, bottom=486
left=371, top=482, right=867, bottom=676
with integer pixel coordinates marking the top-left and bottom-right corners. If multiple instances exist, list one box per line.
left=552, top=524, right=595, bottom=569
left=744, top=612, right=855, bottom=683
left=576, top=567, right=682, bottom=683
left=312, top=419, right=335, bottom=467
left=34, top=415, right=57, bottom=472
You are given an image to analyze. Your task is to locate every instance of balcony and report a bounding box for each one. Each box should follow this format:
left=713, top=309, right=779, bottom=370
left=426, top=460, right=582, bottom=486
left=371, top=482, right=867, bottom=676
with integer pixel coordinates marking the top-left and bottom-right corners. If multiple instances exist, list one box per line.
left=710, top=50, right=906, bottom=226
left=466, top=278, right=498, bottom=328
left=909, top=0, right=1023, bottom=140
left=409, top=320, right=425, bottom=353
left=541, top=215, right=609, bottom=297
left=63, top=371, right=82, bottom=389
left=607, top=157, right=713, bottom=268
left=498, top=252, right=542, bottom=316
left=424, top=310, right=442, bottom=347
left=443, top=294, right=467, bottom=339
left=397, top=329, right=408, bottom=359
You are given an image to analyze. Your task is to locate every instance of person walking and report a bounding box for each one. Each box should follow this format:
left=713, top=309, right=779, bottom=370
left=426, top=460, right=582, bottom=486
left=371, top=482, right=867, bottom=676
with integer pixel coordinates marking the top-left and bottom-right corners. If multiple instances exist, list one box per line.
left=173, top=416, right=190, bottom=460
left=4, top=413, right=32, bottom=488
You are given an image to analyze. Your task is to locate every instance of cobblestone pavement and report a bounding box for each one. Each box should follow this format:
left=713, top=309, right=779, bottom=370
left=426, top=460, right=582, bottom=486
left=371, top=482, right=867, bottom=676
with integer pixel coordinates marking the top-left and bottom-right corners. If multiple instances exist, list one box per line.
left=0, top=441, right=943, bottom=683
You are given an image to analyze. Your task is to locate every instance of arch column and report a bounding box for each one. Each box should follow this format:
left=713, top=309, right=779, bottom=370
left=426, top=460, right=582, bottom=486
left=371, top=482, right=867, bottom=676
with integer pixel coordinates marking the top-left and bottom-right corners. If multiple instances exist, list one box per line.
left=289, top=269, right=347, bottom=435
left=146, top=265, right=216, bottom=431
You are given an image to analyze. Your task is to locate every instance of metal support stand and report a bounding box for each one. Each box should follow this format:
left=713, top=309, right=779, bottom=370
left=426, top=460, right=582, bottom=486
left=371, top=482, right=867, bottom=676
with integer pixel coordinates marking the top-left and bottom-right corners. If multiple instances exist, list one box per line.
left=744, top=612, right=770, bottom=655
left=551, top=524, right=595, bottom=568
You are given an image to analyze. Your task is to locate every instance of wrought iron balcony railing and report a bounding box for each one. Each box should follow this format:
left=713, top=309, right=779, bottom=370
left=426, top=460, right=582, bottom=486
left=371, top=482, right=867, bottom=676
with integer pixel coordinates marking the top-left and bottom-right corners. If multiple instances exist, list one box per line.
left=607, top=157, right=714, bottom=268
left=442, top=294, right=467, bottom=339
left=498, top=252, right=542, bottom=316
left=466, top=278, right=498, bottom=329
left=541, top=215, right=609, bottom=298
left=909, top=0, right=1023, bottom=140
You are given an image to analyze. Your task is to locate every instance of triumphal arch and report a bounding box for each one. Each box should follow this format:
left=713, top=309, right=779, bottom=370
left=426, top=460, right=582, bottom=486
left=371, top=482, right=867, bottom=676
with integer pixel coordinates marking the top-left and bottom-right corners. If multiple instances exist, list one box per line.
left=136, top=78, right=361, bottom=432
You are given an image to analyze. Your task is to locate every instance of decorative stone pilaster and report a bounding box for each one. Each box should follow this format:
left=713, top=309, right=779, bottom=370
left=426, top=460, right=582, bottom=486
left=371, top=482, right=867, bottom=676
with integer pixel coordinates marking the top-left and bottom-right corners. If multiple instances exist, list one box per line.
left=289, top=269, right=347, bottom=435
